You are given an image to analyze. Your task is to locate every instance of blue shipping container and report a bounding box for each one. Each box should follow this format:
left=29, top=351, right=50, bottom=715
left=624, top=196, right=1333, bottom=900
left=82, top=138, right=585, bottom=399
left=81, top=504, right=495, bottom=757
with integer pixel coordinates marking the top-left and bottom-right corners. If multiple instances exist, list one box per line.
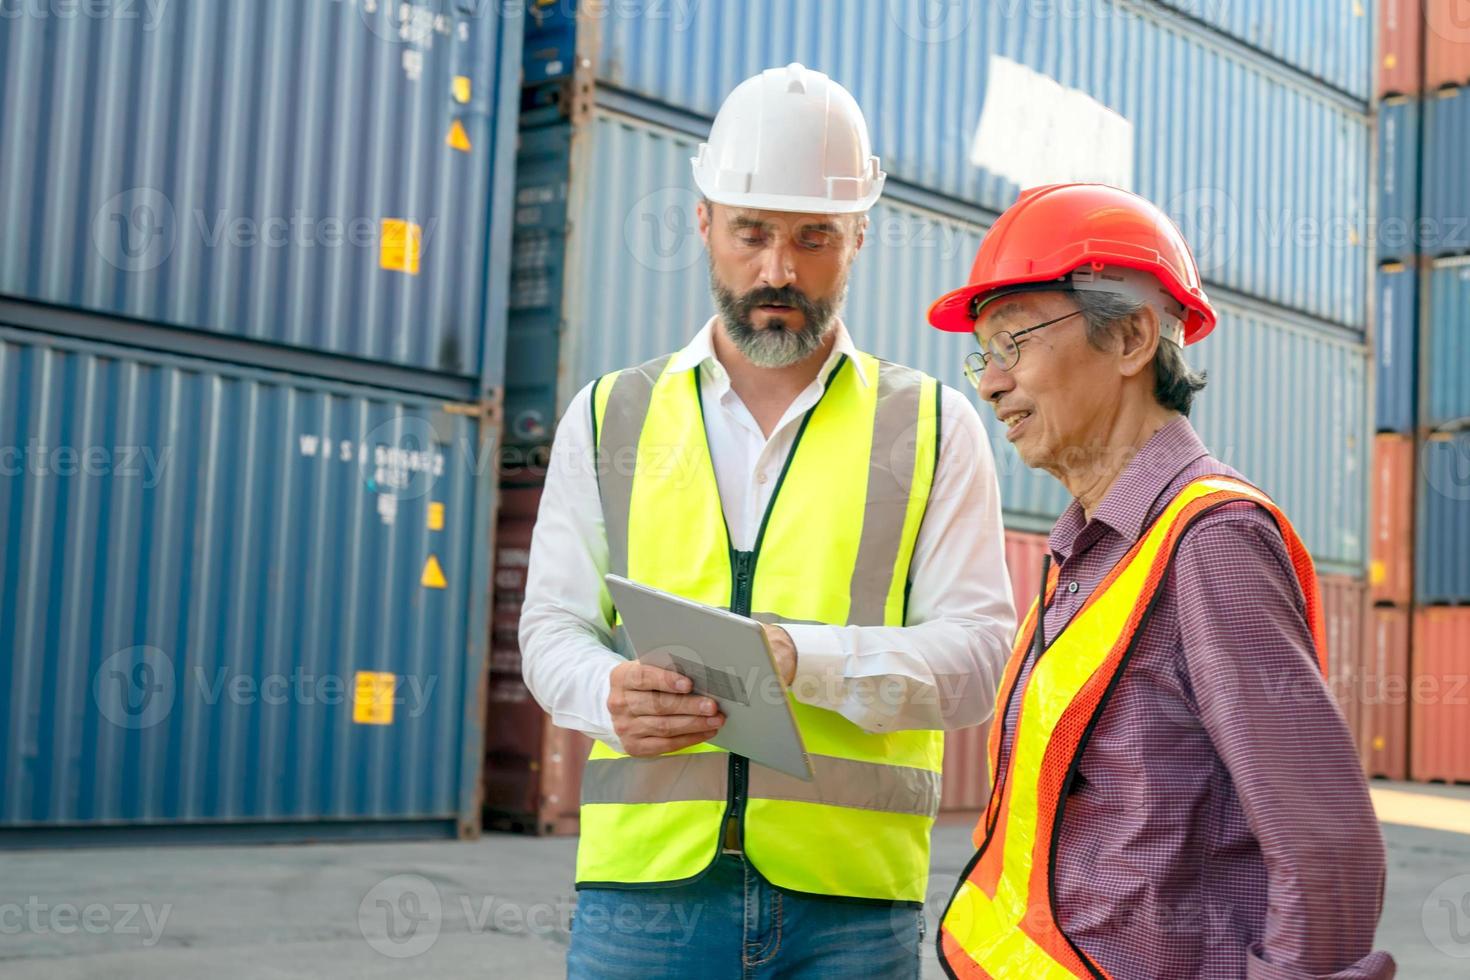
left=1150, top=0, right=1371, bottom=100
left=1418, top=434, right=1470, bottom=605
left=0, top=0, right=522, bottom=382
left=1375, top=262, right=1417, bottom=433
left=1424, top=257, right=1470, bottom=428
left=535, top=111, right=1368, bottom=571
left=0, top=326, right=491, bottom=837
left=1422, top=86, right=1470, bottom=258
left=1376, top=97, right=1420, bottom=263
left=589, top=0, right=1371, bottom=330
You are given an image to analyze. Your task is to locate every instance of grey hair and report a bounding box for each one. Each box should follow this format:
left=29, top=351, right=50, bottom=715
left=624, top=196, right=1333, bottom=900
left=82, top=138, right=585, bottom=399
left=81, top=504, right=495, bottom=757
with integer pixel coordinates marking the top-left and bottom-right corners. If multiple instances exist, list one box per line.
left=1073, top=290, right=1208, bottom=416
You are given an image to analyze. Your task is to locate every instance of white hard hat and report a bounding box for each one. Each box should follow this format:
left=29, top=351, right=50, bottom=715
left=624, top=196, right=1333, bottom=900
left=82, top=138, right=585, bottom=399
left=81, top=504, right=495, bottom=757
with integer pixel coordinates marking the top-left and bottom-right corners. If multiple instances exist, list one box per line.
left=691, top=63, right=885, bottom=215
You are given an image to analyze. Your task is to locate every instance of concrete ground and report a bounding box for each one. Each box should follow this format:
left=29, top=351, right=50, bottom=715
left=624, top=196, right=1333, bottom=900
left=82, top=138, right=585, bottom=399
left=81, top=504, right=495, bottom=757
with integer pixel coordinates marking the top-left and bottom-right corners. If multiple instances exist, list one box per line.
left=2, top=782, right=1468, bottom=979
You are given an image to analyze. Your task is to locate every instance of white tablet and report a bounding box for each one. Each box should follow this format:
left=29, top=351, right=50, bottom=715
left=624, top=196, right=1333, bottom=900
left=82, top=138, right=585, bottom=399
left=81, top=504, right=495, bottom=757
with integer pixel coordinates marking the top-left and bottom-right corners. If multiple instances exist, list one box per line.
left=605, top=574, right=814, bottom=781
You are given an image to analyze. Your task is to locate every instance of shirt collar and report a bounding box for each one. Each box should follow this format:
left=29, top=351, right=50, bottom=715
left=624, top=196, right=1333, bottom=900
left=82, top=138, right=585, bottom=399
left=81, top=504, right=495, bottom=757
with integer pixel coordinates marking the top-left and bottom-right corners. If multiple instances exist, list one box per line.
left=666, top=316, right=869, bottom=389
left=1048, top=415, right=1211, bottom=557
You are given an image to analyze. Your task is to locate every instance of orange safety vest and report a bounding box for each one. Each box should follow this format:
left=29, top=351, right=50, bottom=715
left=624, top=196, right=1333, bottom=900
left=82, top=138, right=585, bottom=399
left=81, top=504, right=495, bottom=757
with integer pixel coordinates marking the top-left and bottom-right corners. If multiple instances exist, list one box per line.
left=939, top=477, right=1327, bottom=979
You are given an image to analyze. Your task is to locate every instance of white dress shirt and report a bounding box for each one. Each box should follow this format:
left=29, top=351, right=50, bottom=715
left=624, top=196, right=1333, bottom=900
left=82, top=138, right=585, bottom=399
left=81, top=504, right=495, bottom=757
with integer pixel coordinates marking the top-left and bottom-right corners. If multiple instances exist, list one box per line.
left=518, top=317, right=1016, bottom=748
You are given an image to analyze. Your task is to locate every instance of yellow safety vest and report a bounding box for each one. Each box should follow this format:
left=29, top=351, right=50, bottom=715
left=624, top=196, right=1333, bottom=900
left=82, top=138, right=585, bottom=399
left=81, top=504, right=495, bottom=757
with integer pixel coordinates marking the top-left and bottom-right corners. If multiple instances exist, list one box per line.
left=939, top=477, right=1327, bottom=978
left=576, top=349, right=943, bottom=903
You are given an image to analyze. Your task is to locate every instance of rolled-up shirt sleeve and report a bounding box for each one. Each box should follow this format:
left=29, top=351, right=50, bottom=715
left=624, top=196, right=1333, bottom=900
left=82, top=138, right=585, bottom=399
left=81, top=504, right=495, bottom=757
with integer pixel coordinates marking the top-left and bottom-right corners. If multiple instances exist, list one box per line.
left=1174, top=510, right=1395, bottom=980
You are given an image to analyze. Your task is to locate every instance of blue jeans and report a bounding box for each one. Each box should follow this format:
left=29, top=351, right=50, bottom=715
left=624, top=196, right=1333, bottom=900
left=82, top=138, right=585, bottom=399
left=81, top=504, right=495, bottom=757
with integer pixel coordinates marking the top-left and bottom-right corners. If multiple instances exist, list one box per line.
left=566, top=855, right=923, bottom=979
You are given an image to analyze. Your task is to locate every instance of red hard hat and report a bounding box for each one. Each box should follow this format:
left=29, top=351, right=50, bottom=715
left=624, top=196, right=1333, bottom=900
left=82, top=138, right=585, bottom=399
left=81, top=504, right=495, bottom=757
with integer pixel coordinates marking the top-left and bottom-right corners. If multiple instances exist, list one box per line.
left=927, top=183, right=1218, bottom=345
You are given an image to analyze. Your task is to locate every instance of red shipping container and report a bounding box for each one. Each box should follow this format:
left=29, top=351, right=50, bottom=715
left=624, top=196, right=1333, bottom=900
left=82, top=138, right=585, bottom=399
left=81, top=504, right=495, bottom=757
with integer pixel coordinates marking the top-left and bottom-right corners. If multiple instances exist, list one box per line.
left=1004, top=529, right=1051, bottom=615
left=1319, top=575, right=1369, bottom=753
left=1380, top=0, right=1425, bottom=95
left=1361, top=607, right=1413, bottom=779
left=1425, top=3, right=1470, bottom=89
left=1370, top=434, right=1415, bottom=605
left=1410, top=607, right=1470, bottom=783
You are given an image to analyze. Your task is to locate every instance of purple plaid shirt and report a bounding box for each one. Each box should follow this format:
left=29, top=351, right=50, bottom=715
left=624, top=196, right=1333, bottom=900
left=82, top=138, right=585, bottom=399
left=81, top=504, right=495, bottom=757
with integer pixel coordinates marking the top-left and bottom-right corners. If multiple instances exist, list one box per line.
left=994, top=417, right=1393, bottom=979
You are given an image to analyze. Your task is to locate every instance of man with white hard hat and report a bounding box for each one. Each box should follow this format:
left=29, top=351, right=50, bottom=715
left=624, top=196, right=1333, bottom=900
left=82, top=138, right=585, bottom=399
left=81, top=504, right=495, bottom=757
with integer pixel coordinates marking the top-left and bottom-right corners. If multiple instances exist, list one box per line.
left=519, top=63, right=1017, bottom=976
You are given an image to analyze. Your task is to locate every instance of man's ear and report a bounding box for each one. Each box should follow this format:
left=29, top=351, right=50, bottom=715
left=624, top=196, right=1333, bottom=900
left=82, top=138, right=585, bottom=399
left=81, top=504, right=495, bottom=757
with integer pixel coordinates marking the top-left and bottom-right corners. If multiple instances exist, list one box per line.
left=697, top=199, right=713, bottom=246
left=1117, top=306, right=1161, bottom=379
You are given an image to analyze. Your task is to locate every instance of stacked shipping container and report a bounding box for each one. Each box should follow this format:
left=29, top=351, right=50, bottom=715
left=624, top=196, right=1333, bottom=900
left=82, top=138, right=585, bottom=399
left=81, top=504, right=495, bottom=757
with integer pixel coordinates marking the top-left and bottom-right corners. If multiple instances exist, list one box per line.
left=0, top=1, right=524, bottom=841
left=484, top=0, right=1388, bottom=830
left=1366, top=0, right=1470, bottom=785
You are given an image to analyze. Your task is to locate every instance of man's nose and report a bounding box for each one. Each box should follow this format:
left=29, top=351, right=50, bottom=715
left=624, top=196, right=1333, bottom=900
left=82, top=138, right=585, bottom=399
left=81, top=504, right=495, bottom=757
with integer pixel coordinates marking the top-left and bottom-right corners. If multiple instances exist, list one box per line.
left=757, top=242, right=797, bottom=289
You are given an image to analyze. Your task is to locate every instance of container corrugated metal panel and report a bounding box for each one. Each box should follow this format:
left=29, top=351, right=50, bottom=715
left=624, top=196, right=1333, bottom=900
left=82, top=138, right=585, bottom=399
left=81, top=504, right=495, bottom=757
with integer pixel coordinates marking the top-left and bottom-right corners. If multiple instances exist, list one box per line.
left=939, top=529, right=1049, bottom=812
left=1417, top=433, right=1470, bottom=604
left=1379, top=0, right=1424, bottom=96
left=482, top=481, right=593, bottom=836
left=1423, top=258, right=1470, bottom=427
left=1421, top=87, right=1470, bottom=258
left=562, top=112, right=1369, bottom=568
left=0, top=0, right=521, bottom=379
left=1319, top=574, right=1367, bottom=761
left=0, top=326, right=485, bottom=828
left=1425, top=10, right=1470, bottom=89
left=1371, top=435, right=1416, bottom=605
left=592, top=1, right=1370, bottom=329
left=1410, top=607, right=1470, bottom=782
left=1363, top=606, right=1411, bottom=780
left=1376, top=99, right=1420, bottom=264
left=1374, top=262, right=1417, bottom=432
left=939, top=723, right=991, bottom=813
left=1148, top=0, right=1369, bottom=99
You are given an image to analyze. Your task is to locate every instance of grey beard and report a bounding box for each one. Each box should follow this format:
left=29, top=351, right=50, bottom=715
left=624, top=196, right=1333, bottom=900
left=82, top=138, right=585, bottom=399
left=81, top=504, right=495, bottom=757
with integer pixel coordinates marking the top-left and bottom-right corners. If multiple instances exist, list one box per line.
left=710, top=266, right=846, bottom=369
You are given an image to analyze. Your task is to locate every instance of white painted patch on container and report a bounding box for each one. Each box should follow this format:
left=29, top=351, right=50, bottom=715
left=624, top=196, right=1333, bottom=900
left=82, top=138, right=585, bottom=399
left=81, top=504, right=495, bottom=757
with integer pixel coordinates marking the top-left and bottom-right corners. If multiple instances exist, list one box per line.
left=970, top=56, right=1134, bottom=191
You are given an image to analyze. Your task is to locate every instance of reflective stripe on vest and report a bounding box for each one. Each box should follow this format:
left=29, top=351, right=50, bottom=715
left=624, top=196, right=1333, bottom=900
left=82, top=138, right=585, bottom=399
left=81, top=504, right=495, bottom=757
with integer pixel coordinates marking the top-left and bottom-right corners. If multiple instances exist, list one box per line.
left=939, top=477, right=1326, bottom=979
left=577, top=349, right=943, bottom=903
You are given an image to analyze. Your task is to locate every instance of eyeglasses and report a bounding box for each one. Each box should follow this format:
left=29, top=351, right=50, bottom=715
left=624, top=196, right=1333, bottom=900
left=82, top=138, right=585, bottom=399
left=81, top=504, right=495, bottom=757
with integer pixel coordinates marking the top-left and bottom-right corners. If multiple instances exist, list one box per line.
left=961, top=309, right=1085, bottom=391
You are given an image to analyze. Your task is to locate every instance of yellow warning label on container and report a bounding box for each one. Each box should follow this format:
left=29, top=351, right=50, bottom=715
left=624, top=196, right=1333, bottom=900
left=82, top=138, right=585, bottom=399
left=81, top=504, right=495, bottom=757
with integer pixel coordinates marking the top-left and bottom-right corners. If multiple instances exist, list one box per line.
left=428, top=502, right=445, bottom=531
left=421, top=554, right=447, bottom=589
left=1372, top=735, right=1386, bottom=751
left=354, top=671, right=396, bottom=725
left=452, top=75, right=472, bottom=104
left=1384, top=54, right=1398, bottom=69
left=1370, top=560, right=1386, bottom=585
left=380, top=219, right=422, bottom=276
left=446, top=119, right=472, bottom=152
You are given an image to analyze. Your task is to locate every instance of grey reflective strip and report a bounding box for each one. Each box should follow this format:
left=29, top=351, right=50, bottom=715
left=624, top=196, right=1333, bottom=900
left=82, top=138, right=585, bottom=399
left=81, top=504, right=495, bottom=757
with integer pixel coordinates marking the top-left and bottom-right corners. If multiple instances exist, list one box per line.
left=581, top=751, right=727, bottom=805
left=596, top=355, right=673, bottom=579
left=847, top=363, right=927, bottom=626
left=582, top=751, right=939, bottom=818
left=750, top=755, right=941, bottom=817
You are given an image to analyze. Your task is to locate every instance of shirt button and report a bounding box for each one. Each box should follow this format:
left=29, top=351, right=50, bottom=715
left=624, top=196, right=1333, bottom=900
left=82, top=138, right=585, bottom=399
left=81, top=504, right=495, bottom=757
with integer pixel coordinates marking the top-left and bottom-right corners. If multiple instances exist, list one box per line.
left=757, top=472, right=769, bottom=484
left=1068, top=581, right=1080, bottom=594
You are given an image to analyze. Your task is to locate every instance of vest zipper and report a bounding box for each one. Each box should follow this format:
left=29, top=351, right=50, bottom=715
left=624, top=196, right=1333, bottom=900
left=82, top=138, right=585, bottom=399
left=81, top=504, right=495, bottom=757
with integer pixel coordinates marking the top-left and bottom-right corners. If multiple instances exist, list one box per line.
left=723, top=549, right=758, bottom=849
left=711, top=358, right=847, bottom=861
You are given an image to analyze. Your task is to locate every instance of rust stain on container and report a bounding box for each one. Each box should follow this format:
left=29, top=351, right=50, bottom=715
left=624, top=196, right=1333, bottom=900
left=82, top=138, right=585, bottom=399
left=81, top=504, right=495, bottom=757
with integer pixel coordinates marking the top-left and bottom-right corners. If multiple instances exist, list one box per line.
left=1410, top=607, right=1470, bottom=783
left=1370, top=435, right=1415, bottom=606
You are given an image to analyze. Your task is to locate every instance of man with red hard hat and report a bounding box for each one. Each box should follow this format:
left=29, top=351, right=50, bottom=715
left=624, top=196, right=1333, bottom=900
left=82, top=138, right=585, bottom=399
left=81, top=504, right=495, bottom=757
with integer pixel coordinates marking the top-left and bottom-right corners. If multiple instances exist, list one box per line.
left=929, top=183, right=1393, bottom=979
